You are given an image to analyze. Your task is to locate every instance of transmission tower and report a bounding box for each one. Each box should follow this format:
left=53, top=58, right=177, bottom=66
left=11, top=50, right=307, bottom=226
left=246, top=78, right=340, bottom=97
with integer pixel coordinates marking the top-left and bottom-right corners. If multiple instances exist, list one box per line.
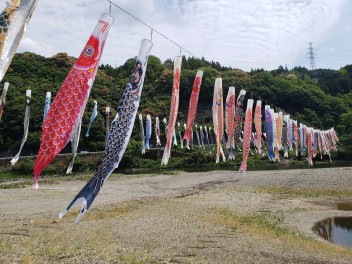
left=308, top=42, right=318, bottom=80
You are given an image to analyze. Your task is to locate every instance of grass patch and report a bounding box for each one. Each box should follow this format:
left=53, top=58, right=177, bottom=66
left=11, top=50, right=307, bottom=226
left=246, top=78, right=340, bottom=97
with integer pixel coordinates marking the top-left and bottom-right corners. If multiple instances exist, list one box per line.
left=206, top=208, right=352, bottom=258
left=0, top=171, right=99, bottom=185
left=118, top=254, right=160, bottom=264
left=83, top=200, right=146, bottom=221
left=0, top=200, right=153, bottom=262
left=0, top=181, right=27, bottom=189
left=208, top=208, right=293, bottom=237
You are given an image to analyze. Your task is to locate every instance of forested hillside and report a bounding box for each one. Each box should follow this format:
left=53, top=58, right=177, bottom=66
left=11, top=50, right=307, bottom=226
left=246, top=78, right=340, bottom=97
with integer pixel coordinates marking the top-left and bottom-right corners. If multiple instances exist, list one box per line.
left=0, top=52, right=351, bottom=158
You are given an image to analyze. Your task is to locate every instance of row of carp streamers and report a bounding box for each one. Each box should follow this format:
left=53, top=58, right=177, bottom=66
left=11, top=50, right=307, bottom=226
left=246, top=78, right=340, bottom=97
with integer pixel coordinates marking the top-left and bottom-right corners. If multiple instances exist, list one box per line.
left=0, top=0, right=38, bottom=165
left=0, top=3, right=339, bottom=221
left=0, top=81, right=103, bottom=168
left=137, top=114, right=215, bottom=152
left=211, top=78, right=339, bottom=173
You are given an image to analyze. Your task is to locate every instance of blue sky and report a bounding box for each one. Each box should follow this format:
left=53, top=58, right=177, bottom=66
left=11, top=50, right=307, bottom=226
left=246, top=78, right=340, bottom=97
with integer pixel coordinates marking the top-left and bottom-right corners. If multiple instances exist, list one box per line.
left=1, top=0, right=351, bottom=71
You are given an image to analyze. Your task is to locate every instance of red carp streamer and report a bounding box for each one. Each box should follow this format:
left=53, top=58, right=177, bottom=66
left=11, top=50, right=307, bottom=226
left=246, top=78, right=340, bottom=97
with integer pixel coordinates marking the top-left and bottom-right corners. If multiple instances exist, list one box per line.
left=225, top=86, right=236, bottom=159
left=33, top=14, right=114, bottom=188
left=183, top=70, right=203, bottom=149
left=294, top=120, right=299, bottom=156
left=161, top=56, right=182, bottom=165
left=253, top=100, right=262, bottom=154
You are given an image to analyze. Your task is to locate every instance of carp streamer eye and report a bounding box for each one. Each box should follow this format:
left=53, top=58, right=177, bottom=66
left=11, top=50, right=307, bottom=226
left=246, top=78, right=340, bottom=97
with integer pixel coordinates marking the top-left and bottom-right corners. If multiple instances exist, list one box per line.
left=83, top=46, right=95, bottom=57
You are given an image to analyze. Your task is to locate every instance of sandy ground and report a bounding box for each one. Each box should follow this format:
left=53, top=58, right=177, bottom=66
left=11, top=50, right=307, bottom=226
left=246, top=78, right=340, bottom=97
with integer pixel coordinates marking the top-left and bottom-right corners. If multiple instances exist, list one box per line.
left=1, top=167, right=352, bottom=263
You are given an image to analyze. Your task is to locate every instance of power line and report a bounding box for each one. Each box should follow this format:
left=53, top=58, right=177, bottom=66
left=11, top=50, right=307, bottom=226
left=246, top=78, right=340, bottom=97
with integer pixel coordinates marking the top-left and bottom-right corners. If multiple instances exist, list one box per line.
left=106, top=0, right=197, bottom=59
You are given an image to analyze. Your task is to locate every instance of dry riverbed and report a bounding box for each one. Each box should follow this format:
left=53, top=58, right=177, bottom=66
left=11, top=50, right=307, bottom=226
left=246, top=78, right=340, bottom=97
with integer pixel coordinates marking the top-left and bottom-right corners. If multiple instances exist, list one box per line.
left=1, top=167, right=352, bottom=263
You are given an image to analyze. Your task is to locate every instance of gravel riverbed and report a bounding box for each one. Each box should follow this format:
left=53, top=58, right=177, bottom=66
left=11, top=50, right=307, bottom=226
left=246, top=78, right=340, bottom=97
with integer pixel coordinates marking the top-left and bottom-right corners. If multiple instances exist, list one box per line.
left=1, top=167, right=352, bottom=263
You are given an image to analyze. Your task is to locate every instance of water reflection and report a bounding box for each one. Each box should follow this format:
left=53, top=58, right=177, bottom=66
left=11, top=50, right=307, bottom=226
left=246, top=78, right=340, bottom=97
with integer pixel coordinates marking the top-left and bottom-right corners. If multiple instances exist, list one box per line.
left=313, top=217, right=352, bottom=248
left=337, top=202, right=352, bottom=211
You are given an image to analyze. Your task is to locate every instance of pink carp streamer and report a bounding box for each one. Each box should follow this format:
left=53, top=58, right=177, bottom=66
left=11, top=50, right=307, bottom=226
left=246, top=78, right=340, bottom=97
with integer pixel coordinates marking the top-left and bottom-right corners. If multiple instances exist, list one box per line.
left=33, top=14, right=114, bottom=188
left=161, top=56, right=182, bottom=165
left=183, top=70, right=203, bottom=149
left=306, top=127, right=314, bottom=166
left=0, top=82, right=9, bottom=119
left=283, top=115, right=290, bottom=158
left=239, top=99, right=254, bottom=173
left=233, top=89, right=247, bottom=156
left=253, top=100, right=262, bottom=154
left=317, top=129, right=323, bottom=159
left=319, top=128, right=339, bottom=162
left=293, top=120, right=299, bottom=156
left=270, top=109, right=280, bottom=162
left=212, top=78, right=226, bottom=163
left=225, top=86, right=236, bottom=159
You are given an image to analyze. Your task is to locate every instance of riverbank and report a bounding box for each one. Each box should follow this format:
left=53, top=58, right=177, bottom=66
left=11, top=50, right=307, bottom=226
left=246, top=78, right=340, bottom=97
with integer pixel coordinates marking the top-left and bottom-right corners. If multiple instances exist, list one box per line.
left=1, top=167, right=352, bottom=263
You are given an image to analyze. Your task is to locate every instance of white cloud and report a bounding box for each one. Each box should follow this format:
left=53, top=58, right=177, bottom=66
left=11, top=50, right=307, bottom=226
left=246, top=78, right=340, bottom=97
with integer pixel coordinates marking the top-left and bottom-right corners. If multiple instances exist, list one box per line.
left=0, top=0, right=349, bottom=70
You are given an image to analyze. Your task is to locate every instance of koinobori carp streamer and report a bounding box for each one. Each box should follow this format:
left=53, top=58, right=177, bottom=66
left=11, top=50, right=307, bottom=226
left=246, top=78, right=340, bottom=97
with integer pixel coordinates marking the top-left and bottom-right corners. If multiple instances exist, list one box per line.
left=183, top=70, right=203, bottom=149
left=33, top=13, right=114, bottom=187
left=145, top=114, right=152, bottom=149
left=10, top=89, right=31, bottom=165
left=60, top=38, right=153, bottom=222
left=212, top=78, right=225, bottom=163
left=86, top=100, right=98, bottom=137
left=0, top=82, right=9, bottom=119
left=225, top=86, right=236, bottom=159
left=42, top=92, right=51, bottom=123
left=0, top=0, right=39, bottom=82
left=239, top=99, right=254, bottom=173
left=161, top=56, right=182, bottom=165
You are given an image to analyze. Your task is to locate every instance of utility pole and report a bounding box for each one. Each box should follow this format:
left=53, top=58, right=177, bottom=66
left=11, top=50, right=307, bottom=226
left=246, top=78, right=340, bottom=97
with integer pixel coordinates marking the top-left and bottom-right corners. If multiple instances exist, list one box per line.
left=308, top=42, right=318, bottom=80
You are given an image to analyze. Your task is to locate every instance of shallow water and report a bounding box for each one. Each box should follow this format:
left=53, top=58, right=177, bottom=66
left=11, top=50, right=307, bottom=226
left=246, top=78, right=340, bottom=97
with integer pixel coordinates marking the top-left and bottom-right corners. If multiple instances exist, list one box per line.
left=313, top=217, right=352, bottom=248
left=337, top=202, right=352, bottom=211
